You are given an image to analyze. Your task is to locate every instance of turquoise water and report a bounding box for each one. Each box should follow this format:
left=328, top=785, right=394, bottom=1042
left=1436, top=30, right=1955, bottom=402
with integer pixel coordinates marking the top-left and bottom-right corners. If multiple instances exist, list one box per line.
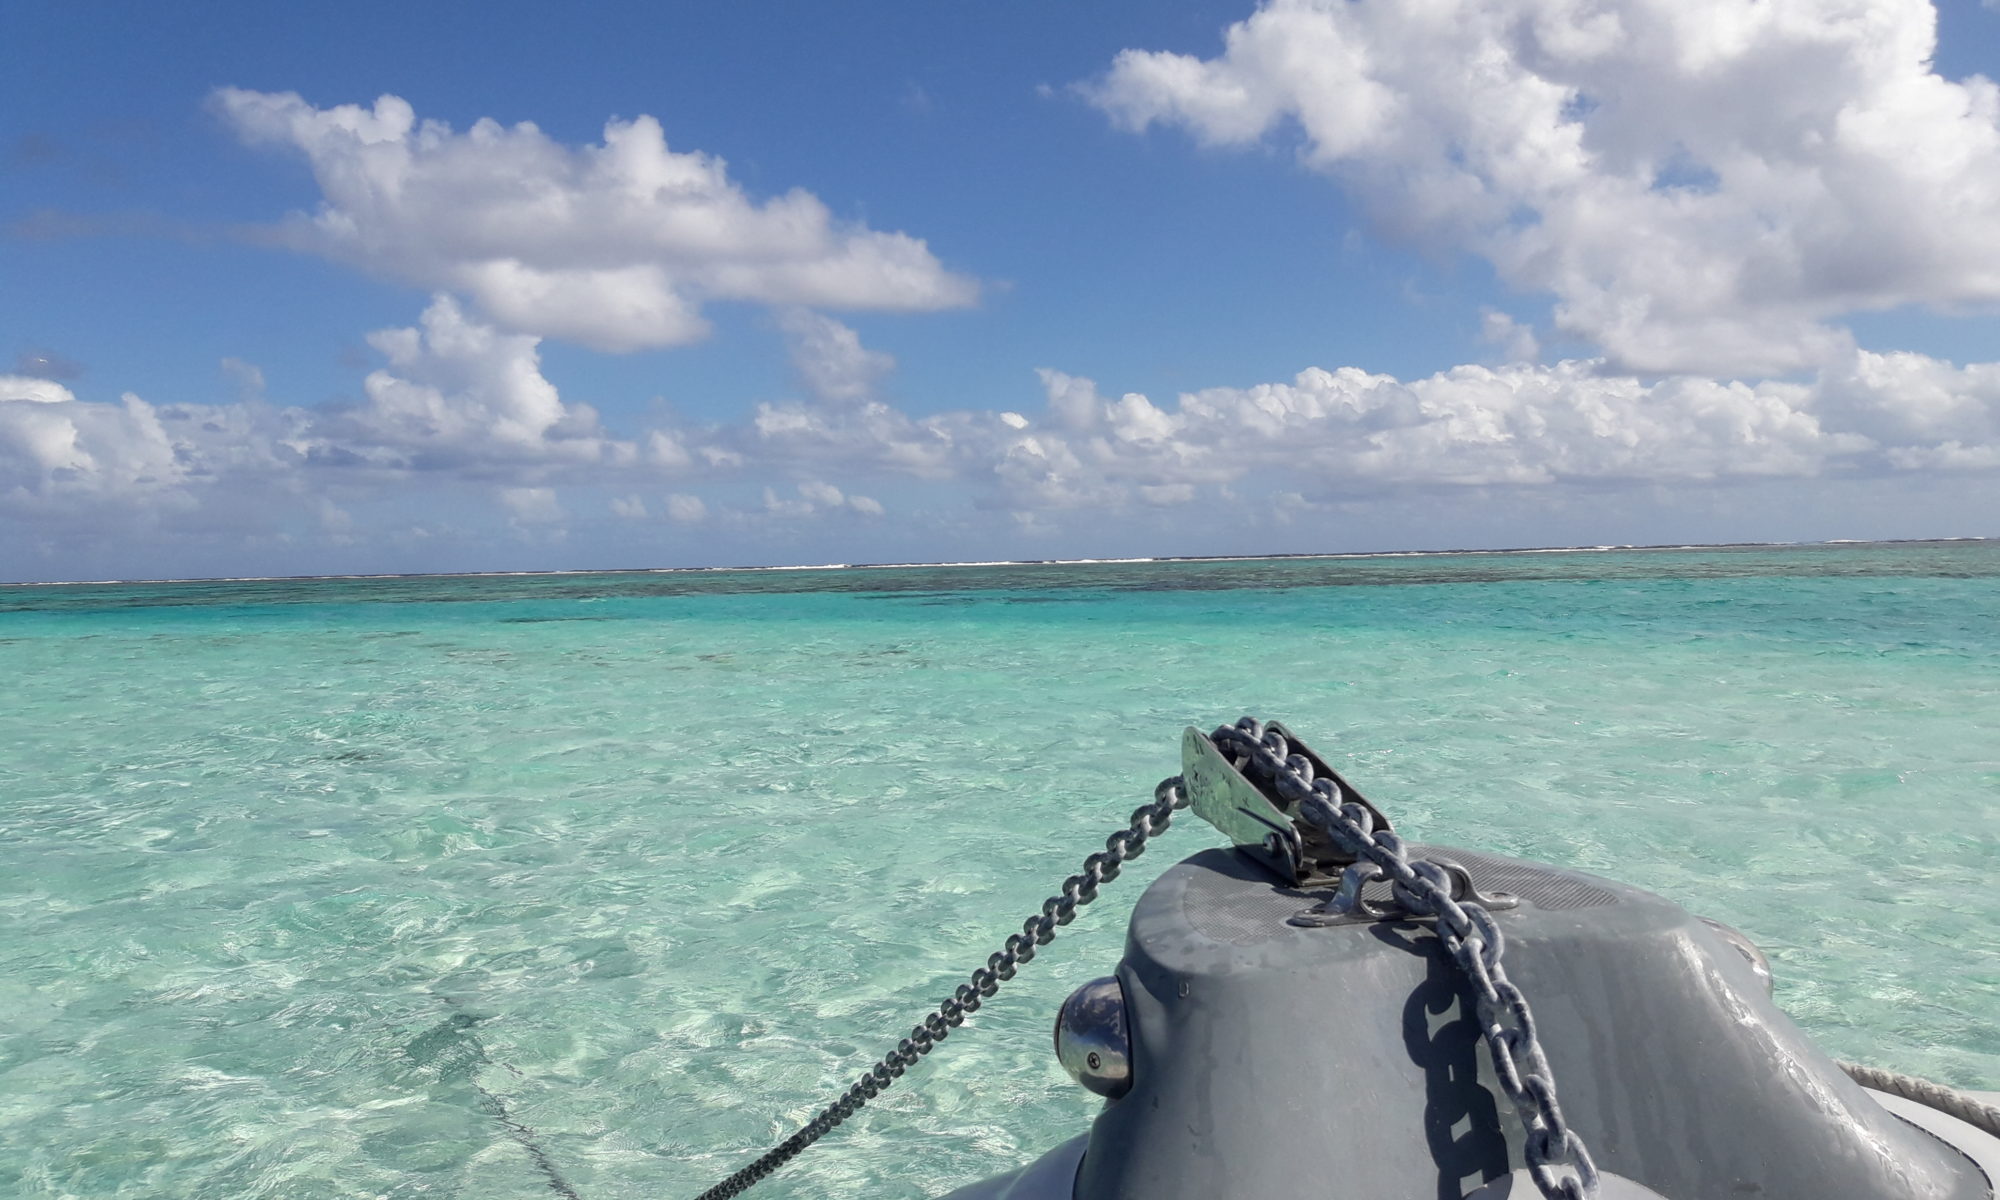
left=2, top=542, right=1997, bottom=1199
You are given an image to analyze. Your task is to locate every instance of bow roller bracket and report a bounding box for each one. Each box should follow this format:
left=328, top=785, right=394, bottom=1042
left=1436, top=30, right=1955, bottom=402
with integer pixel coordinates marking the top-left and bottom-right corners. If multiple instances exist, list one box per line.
left=1180, top=722, right=1393, bottom=888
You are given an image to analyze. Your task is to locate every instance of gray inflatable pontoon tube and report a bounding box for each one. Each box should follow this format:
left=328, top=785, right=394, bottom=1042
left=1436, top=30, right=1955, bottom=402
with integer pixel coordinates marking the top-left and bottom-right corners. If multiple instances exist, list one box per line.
left=943, top=845, right=1999, bottom=1200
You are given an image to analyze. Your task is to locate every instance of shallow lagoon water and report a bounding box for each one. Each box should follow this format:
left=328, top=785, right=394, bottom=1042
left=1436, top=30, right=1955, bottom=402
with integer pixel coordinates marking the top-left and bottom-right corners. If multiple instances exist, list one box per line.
left=2, top=542, right=1996, bottom=1198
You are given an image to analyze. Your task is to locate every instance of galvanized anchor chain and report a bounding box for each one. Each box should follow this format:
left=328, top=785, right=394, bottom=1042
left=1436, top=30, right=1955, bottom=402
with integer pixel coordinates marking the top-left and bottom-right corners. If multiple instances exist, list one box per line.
left=690, top=777, right=1191, bottom=1200
left=1210, top=717, right=1601, bottom=1200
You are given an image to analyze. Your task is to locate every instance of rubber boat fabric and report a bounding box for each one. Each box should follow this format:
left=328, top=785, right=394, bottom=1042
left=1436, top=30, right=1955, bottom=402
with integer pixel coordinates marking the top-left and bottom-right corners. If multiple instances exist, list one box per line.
left=691, top=720, right=2000, bottom=1200
left=943, top=842, right=1998, bottom=1199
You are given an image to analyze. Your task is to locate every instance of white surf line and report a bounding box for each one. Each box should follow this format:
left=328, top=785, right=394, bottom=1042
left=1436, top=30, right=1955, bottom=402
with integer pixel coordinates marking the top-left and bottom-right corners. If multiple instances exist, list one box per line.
left=5, top=537, right=1990, bottom=589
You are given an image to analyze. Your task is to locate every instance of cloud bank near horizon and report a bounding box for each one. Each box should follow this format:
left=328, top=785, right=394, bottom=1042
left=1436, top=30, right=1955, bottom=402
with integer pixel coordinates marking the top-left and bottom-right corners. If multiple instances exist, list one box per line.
left=7, top=300, right=2000, bottom=569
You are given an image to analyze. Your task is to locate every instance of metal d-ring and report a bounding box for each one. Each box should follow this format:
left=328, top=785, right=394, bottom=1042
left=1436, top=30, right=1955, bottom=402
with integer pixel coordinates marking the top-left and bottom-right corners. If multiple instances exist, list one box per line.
left=1289, top=859, right=1393, bottom=927
left=1289, top=856, right=1518, bottom=927
left=1429, top=858, right=1520, bottom=913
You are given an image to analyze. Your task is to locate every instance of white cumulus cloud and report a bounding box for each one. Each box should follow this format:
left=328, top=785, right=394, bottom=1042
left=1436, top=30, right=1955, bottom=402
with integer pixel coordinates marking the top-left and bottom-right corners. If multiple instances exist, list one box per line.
left=664, top=493, right=708, bottom=524
left=758, top=479, right=886, bottom=519
left=1087, top=0, right=2000, bottom=376
left=1, top=377, right=191, bottom=510
left=1481, top=310, right=1541, bottom=365
left=212, top=89, right=978, bottom=351
left=0, top=375, right=81, bottom=406
left=316, top=295, right=635, bottom=472
left=988, top=360, right=1865, bottom=505
left=499, top=485, right=563, bottom=525
left=780, top=308, right=896, bottom=405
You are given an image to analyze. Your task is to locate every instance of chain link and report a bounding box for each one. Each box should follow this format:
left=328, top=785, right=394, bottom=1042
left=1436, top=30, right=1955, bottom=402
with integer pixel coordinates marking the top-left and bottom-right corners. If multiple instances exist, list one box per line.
left=689, top=776, right=1191, bottom=1200
left=1211, top=717, right=1601, bottom=1200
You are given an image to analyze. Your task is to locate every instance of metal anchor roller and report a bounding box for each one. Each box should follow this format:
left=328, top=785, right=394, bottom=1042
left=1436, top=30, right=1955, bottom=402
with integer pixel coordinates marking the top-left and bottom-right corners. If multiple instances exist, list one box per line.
left=1180, top=719, right=1393, bottom=889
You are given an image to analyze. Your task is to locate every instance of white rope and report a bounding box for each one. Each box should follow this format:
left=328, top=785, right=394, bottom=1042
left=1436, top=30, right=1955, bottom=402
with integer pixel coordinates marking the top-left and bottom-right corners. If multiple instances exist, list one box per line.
left=1841, top=1060, right=2000, bottom=1137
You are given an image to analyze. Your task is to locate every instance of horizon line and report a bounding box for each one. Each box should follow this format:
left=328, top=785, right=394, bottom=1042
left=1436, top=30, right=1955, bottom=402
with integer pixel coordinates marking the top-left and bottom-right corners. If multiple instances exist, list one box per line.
left=1, top=535, right=1991, bottom=589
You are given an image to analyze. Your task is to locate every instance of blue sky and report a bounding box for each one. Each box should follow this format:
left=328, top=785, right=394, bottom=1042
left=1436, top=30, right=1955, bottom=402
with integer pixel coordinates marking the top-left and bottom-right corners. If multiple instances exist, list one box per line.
left=7, top=0, right=2000, bottom=582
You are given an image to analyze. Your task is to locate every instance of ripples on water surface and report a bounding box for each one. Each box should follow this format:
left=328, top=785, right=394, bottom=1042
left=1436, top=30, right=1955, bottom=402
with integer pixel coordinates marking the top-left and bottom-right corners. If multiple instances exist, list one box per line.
left=2, top=542, right=1996, bottom=1198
